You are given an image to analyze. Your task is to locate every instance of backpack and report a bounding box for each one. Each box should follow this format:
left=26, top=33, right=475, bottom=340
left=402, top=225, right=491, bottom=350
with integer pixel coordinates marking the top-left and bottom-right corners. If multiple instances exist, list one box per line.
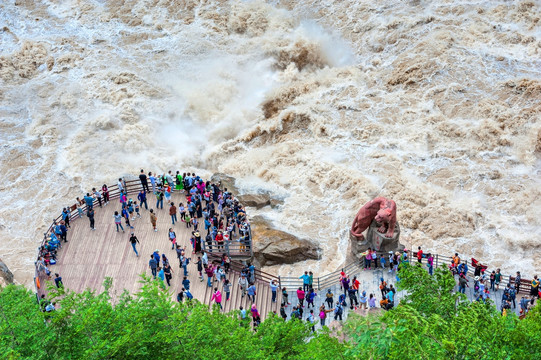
left=319, top=311, right=326, bottom=319
left=335, top=305, right=343, bottom=315
left=380, top=281, right=387, bottom=290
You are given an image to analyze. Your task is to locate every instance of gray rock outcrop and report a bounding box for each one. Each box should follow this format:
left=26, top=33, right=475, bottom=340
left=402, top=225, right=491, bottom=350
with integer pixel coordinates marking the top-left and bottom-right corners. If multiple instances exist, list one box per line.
left=0, top=259, right=14, bottom=286
left=251, top=215, right=320, bottom=266
left=237, top=193, right=271, bottom=209
left=210, top=173, right=239, bottom=194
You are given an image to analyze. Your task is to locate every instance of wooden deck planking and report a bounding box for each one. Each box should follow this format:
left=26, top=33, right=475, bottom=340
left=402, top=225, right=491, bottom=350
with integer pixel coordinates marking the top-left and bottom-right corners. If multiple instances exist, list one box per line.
left=44, top=189, right=277, bottom=321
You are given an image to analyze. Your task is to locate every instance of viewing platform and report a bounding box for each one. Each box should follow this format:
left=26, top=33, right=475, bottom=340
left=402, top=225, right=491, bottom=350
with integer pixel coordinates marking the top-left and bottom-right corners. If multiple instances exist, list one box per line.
left=35, top=179, right=281, bottom=320
left=35, top=176, right=534, bottom=328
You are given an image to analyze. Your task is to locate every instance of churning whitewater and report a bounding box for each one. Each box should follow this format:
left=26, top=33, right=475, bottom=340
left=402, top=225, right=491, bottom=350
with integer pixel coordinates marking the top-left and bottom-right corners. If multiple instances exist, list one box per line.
left=0, top=0, right=540, bottom=286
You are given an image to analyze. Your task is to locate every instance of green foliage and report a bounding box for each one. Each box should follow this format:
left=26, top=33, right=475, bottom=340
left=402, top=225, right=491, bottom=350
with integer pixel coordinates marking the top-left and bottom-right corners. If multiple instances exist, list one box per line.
left=0, top=277, right=347, bottom=359
left=0, top=285, right=52, bottom=359
left=3, top=265, right=540, bottom=360
left=344, top=263, right=541, bottom=359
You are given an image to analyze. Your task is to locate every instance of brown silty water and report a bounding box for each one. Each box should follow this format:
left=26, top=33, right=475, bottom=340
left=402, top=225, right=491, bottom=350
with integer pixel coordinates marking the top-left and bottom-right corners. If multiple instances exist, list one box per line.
left=0, top=0, right=539, bottom=286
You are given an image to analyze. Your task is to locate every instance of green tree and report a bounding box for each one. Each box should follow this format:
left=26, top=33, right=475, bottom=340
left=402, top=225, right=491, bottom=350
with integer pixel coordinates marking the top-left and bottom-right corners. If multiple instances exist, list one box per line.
left=344, top=263, right=541, bottom=359
left=0, top=276, right=348, bottom=359
left=0, top=285, right=52, bottom=359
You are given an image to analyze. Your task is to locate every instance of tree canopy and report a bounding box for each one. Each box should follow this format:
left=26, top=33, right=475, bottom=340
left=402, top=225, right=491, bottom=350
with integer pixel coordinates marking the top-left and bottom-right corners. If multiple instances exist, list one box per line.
left=343, top=263, right=541, bottom=359
left=1, top=266, right=540, bottom=359
left=0, top=276, right=345, bottom=359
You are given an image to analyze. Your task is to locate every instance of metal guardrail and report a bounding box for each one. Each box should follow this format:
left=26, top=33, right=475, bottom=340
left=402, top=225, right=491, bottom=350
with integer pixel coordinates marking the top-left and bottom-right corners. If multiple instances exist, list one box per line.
left=202, top=239, right=251, bottom=258
left=278, top=260, right=362, bottom=291
left=411, top=251, right=532, bottom=294
left=35, top=178, right=142, bottom=296
left=273, top=249, right=537, bottom=295
left=207, top=253, right=277, bottom=284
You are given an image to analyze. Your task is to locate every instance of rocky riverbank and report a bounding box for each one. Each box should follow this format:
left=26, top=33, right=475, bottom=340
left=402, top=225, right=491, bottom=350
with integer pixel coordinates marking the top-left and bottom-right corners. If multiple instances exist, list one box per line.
left=0, top=259, right=14, bottom=287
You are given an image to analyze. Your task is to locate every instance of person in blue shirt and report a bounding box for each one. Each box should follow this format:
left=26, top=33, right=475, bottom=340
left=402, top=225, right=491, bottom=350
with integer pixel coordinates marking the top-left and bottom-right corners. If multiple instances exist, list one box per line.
left=137, top=190, right=148, bottom=210
left=458, top=262, right=468, bottom=276
left=247, top=284, right=257, bottom=303
left=54, top=273, right=63, bottom=288
left=62, top=208, right=71, bottom=228
left=149, top=172, right=157, bottom=194
left=84, top=193, right=94, bottom=209
left=270, top=280, right=279, bottom=302
left=59, top=222, right=68, bottom=242
left=49, top=232, right=61, bottom=249
left=338, top=293, right=347, bottom=307
left=307, top=289, right=317, bottom=308
left=157, top=267, right=165, bottom=289
left=387, top=288, right=394, bottom=304
left=153, top=250, right=161, bottom=267
left=148, top=255, right=157, bottom=279
left=299, top=271, right=311, bottom=292
left=182, top=276, right=190, bottom=290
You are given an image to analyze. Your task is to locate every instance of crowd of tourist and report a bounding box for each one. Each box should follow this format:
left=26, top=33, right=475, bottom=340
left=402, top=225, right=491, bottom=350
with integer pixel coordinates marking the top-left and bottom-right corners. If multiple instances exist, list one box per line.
left=36, top=171, right=539, bottom=327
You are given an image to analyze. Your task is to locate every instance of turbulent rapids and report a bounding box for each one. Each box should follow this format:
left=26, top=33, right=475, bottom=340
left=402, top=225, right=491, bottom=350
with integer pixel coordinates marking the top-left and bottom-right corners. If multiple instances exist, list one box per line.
left=0, top=0, right=540, bottom=286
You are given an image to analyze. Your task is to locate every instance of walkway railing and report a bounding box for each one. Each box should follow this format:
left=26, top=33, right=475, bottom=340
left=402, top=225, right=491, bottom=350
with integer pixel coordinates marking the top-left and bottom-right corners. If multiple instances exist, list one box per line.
left=207, top=253, right=277, bottom=284
left=202, top=239, right=252, bottom=258
left=410, top=251, right=532, bottom=294
left=35, top=178, right=140, bottom=295
left=273, top=250, right=535, bottom=296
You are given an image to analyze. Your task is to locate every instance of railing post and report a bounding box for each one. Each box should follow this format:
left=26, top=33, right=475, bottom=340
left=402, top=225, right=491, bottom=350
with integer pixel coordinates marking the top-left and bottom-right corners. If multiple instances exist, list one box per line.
left=248, top=224, right=253, bottom=258
left=436, top=254, right=439, bottom=268
left=278, top=276, right=281, bottom=290
left=318, top=277, right=320, bottom=291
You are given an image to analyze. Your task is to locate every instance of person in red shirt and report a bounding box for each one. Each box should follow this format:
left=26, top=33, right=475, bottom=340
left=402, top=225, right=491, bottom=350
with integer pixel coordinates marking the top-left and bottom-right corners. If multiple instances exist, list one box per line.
left=417, top=246, right=423, bottom=263
left=352, top=275, right=360, bottom=296
left=215, top=231, right=224, bottom=251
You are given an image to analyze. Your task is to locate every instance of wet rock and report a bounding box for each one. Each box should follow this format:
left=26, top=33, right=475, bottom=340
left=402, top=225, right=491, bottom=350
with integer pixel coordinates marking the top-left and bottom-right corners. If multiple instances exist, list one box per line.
left=237, top=193, right=271, bottom=209
left=269, top=198, right=284, bottom=208
left=210, top=173, right=239, bottom=194
left=251, top=215, right=320, bottom=266
left=0, top=259, right=14, bottom=285
left=211, top=173, right=283, bottom=208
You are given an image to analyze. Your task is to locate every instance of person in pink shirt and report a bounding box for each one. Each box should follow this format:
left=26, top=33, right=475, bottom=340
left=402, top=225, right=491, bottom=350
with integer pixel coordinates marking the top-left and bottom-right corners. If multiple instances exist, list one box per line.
left=251, top=304, right=260, bottom=318
left=297, top=287, right=306, bottom=308
left=211, top=287, right=222, bottom=310
left=197, top=181, right=205, bottom=195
